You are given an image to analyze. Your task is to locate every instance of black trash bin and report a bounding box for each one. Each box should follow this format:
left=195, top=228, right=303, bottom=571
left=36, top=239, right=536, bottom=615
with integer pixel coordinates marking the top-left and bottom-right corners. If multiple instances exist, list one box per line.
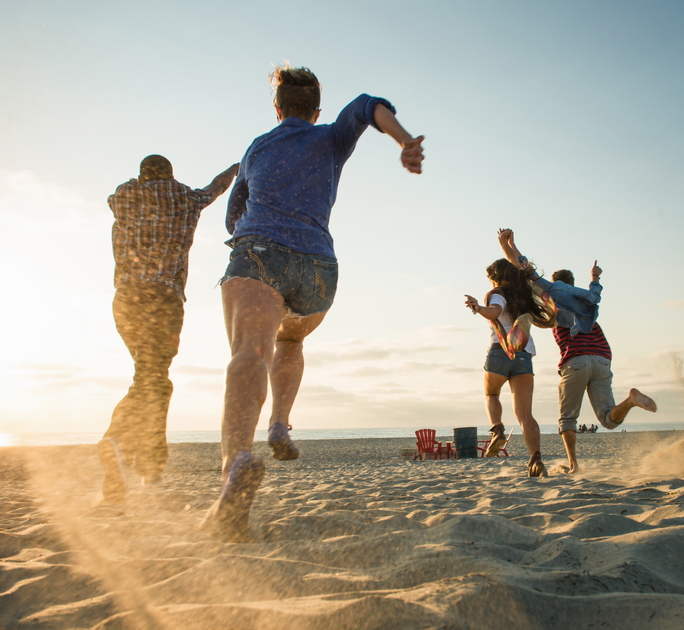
left=453, top=427, right=478, bottom=459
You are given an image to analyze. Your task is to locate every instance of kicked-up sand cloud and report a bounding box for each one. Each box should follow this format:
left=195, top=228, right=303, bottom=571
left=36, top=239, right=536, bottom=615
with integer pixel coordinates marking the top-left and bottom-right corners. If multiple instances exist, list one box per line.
left=1, top=430, right=684, bottom=629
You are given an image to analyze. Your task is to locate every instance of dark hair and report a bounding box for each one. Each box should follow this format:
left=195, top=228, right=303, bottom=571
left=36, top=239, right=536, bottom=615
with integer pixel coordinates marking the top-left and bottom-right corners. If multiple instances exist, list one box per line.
left=271, top=65, right=321, bottom=120
left=486, top=258, right=552, bottom=323
left=552, top=269, right=574, bottom=286
left=139, top=155, right=173, bottom=184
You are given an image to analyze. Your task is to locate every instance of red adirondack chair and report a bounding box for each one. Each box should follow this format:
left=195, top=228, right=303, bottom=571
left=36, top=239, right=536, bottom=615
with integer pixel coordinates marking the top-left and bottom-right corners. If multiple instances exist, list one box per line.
left=415, top=429, right=443, bottom=460
left=477, top=426, right=514, bottom=458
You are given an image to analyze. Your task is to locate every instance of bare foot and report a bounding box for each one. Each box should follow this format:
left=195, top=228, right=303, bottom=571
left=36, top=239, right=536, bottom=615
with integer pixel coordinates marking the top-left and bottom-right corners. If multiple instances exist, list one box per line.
left=566, top=462, right=579, bottom=474
left=199, top=450, right=265, bottom=543
left=629, top=388, right=657, bottom=412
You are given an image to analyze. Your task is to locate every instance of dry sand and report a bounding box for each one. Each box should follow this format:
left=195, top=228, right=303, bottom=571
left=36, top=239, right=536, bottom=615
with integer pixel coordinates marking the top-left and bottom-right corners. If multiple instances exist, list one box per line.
left=1, top=431, right=683, bottom=629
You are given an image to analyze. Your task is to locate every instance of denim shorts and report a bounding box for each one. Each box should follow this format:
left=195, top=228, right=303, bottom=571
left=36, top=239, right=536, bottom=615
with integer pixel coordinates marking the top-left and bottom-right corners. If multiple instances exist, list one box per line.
left=221, top=235, right=338, bottom=316
left=484, top=347, right=534, bottom=378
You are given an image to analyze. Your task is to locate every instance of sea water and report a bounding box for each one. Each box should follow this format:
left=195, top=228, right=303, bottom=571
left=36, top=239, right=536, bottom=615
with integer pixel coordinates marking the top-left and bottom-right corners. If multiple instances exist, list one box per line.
left=2, top=422, right=683, bottom=447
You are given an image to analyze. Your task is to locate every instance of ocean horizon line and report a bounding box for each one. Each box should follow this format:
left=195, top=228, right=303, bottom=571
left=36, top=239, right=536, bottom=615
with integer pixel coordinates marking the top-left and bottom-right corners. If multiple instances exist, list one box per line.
left=2, top=422, right=683, bottom=447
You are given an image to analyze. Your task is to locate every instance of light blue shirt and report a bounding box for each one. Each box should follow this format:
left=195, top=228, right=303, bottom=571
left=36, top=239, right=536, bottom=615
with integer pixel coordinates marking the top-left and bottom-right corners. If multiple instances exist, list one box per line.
left=535, top=277, right=602, bottom=336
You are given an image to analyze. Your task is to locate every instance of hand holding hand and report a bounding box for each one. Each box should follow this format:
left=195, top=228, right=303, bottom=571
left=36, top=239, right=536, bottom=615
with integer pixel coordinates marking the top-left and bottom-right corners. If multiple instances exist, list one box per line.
left=401, top=136, right=425, bottom=174
left=497, top=228, right=513, bottom=244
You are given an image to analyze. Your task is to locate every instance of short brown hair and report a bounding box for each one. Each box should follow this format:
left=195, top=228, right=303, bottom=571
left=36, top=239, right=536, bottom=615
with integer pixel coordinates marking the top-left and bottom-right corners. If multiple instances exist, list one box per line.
left=271, top=65, right=321, bottom=120
left=552, top=269, right=575, bottom=285
left=139, top=155, right=173, bottom=184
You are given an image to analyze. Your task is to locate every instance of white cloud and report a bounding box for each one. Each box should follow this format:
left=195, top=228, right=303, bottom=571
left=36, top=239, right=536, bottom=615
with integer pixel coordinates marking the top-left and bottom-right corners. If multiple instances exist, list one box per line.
left=0, top=171, right=98, bottom=223
left=660, top=299, right=684, bottom=309
left=421, top=285, right=451, bottom=295
left=174, top=365, right=225, bottom=376
left=183, top=378, right=224, bottom=393
left=418, top=324, right=471, bottom=335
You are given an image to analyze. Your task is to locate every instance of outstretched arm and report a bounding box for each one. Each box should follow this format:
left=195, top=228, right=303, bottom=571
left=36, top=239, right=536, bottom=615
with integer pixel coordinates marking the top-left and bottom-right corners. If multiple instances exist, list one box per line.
left=373, top=104, right=424, bottom=174
left=583, top=260, right=603, bottom=302
left=497, top=228, right=525, bottom=267
left=497, top=228, right=545, bottom=284
left=464, top=295, right=502, bottom=321
left=204, top=163, right=240, bottom=202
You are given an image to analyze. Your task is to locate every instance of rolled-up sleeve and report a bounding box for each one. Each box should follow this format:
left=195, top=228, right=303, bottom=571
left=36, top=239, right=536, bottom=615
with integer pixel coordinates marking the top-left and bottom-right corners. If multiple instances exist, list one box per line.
left=333, top=94, right=396, bottom=156
left=586, top=281, right=603, bottom=303
left=188, top=187, right=215, bottom=211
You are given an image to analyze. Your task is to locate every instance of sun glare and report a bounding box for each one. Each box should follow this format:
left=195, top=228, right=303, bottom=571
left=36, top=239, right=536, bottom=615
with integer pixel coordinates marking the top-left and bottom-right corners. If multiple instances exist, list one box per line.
left=0, top=433, right=14, bottom=447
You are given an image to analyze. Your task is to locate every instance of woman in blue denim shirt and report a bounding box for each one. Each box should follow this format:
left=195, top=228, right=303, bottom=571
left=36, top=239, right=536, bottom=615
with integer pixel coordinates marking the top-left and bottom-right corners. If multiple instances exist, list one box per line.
left=201, top=65, right=425, bottom=542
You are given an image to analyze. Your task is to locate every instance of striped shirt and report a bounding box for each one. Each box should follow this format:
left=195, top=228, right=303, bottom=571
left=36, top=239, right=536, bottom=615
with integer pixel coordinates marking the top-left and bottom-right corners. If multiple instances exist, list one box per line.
left=109, top=178, right=214, bottom=301
left=553, top=323, right=612, bottom=368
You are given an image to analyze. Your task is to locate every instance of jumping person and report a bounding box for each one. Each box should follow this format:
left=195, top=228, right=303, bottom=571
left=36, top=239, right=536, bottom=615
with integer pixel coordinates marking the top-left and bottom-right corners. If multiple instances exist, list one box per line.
left=497, top=228, right=657, bottom=473
left=200, top=65, right=424, bottom=541
left=465, top=258, right=556, bottom=477
left=99, top=155, right=239, bottom=505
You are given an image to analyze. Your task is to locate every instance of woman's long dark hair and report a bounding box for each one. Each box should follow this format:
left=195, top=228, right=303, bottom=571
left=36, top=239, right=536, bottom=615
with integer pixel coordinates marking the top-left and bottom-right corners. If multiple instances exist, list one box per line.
left=486, top=258, right=552, bottom=325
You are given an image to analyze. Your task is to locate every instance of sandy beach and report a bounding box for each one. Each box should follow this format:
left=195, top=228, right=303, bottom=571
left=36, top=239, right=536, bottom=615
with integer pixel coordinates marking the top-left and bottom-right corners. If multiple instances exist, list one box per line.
left=1, top=431, right=683, bottom=629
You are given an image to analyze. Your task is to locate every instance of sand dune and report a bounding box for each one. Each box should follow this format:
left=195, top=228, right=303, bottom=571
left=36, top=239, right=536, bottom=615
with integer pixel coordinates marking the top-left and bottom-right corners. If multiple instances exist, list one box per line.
left=1, top=431, right=683, bottom=629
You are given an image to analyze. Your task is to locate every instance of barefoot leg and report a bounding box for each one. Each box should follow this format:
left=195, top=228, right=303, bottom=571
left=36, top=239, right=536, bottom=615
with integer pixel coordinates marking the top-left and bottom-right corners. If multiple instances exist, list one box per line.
left=560, top=430, right=579, bottom=473
left=609, top=388, right=658, bottom=425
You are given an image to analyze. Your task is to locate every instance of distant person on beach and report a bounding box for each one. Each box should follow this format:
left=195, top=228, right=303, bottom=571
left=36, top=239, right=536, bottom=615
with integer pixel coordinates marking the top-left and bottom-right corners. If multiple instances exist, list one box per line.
left=497, top=228, right=657, bottom=473
left=200, top=65, right=424, bottom=542
left=99, top=155, right=239, bottom=505
left=464, top=259, right=556, bottom=477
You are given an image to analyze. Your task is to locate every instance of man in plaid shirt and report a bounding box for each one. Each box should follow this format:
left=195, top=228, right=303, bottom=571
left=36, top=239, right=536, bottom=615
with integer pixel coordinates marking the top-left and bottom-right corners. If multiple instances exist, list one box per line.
left=98, top=155, right=239, bottom=505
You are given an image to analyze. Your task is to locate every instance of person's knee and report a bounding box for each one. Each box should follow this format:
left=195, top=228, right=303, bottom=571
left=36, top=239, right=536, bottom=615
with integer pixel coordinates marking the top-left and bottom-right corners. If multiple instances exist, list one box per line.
left=515, top=412, right=536, bottom=425
left=275, top=337, right=304, bottom=349
left=511, top=399, right=534, bottom=423
left=230, top=326, right=278, bottom=361
left=229, top=345, right=278, bottom=385
left=134, top=362, right=172, bottom=382
left=229, top=345, right=271, bottom=367
left=599, top=406, right=619, bottom=429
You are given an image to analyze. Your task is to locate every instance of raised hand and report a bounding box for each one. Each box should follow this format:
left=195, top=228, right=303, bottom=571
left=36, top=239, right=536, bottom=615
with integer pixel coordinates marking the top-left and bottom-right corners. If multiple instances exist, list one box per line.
left=497, top=228, right=513, bottom=244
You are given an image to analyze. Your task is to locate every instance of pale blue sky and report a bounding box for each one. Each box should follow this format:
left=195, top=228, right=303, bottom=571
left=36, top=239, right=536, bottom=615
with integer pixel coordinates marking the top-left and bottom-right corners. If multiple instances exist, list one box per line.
left=1, top=0, right=682, bottom=435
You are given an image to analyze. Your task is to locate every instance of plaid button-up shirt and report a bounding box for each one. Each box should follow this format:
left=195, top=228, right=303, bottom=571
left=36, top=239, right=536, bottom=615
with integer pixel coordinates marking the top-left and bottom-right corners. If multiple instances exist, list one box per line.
left=109, top=178, right=214, bottom=301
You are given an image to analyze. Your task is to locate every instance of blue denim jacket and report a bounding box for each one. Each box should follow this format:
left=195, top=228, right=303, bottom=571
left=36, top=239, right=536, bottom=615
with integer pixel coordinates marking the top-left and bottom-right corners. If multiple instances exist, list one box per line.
left=534, top=277, right=602, bottom=336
